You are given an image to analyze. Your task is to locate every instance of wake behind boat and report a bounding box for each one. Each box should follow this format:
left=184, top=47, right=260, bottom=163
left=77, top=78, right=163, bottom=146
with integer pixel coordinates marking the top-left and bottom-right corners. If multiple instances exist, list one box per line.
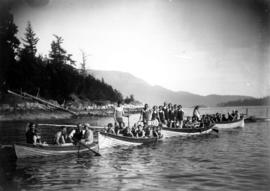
left=214, top=117, right=245, bottom=129
left=98, top=132, right=161, bottom=149
left=162, top=124, right=216, bottom=138
left=14, top=142, right=98, bottom=159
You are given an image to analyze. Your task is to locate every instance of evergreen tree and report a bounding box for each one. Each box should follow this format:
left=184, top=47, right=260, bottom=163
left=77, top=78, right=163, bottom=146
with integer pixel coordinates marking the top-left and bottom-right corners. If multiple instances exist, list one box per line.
left=21, top=21, right=39, bottom=57
left=0, top=4, right=20, bottom=92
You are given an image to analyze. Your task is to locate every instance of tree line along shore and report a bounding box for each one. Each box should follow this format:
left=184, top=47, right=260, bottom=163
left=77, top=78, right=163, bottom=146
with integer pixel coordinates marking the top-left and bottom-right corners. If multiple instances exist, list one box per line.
left=0, top=4, right=134, bottom=114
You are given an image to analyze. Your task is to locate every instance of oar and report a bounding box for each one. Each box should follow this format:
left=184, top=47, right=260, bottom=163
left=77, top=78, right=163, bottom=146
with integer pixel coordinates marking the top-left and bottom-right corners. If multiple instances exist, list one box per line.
left=212, top=128, right=219, bottom=133
left=78, top=141, right=101, bottom=156
left=127, top=108, right=130, bottom=128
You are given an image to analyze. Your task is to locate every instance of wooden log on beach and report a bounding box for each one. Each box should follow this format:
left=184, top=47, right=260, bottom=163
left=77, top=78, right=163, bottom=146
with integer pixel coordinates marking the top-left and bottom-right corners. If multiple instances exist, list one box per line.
left=7, top=90, right=78, bottom=116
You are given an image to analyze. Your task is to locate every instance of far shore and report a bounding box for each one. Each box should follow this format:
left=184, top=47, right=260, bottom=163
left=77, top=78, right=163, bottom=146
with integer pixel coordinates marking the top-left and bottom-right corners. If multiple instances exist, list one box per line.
left=0, top=107, right=142, bottom=122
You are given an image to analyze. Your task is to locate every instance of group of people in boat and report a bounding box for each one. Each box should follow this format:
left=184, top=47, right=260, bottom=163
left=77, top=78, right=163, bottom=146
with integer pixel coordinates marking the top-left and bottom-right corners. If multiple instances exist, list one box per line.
left=25, top=102, right=242, bottom=144
left=202, top=110, right=241, bottom=123
left=105, top=122, right=162, bottom=138
left=25, top=123, right=94, bottom=145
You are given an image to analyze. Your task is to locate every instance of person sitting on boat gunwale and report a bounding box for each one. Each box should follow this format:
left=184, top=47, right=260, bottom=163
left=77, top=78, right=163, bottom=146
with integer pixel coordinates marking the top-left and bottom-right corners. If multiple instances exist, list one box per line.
left=25, top=123, right=41, bottom=145
left=54, top=126, right=67, bottom=145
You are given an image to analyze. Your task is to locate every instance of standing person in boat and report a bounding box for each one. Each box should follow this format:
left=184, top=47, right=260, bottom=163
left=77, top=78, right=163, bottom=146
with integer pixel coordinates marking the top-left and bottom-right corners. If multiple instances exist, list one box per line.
left=25, top=123, right=40, bottom=145
left=54, top=126, right=67, bottom=145
left=193, top=105, right=201, bottom=121
left=168, top=103, right=175, bottom=128
left=151, top=105, right=160, bottom=126
left=140, top=103, right=152, bottom=126
left=176, top=105, right=184, bottom=128
left=114, top=101, right=128, bottom=129
left=158, top=105, right=166, bottom=126
left=163, top=102, right=169, bottom=125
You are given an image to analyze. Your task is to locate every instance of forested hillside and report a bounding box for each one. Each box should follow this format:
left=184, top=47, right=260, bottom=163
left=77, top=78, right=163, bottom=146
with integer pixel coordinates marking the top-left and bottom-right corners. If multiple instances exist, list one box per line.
left=0, top=4, right=122, bottom=104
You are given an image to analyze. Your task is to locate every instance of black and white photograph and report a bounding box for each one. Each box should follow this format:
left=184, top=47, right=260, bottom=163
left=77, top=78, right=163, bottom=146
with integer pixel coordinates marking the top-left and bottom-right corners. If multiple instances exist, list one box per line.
left=0, top=0, right=270, bottom=190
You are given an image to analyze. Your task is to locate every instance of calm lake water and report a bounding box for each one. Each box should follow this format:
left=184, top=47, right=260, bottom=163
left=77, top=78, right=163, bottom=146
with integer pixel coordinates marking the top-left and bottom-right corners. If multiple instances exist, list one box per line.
left=0, top=106, right=270, bottom=191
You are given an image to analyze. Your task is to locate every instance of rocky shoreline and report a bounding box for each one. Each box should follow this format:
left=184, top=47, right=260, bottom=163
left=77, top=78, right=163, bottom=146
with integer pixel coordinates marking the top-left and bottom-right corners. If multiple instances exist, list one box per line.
left=0, top=104, right=142, bottom=122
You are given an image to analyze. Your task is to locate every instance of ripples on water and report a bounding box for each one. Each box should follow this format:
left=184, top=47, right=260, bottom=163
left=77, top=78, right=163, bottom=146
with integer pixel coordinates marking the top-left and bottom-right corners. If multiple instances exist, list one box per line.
left=0, top=117, right=270, bottom=190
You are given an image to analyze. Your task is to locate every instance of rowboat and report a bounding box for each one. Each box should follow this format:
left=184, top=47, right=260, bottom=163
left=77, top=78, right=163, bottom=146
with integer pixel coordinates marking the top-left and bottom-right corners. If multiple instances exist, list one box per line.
left=98, top=132, right=160, bottom=149
left=14, top=142, right=98, bottom=159
left=162, top=124, right=216, bottom=138
left=214, top=117, right=245, bottom=129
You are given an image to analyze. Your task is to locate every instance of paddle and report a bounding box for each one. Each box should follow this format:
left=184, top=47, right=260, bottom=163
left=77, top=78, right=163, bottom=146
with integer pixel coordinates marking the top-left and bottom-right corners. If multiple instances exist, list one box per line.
left=212, top=128, right=219, bottom=133
left=78, top=141, right=101, bottom=156
left=127, top=108, right=130, bottom=128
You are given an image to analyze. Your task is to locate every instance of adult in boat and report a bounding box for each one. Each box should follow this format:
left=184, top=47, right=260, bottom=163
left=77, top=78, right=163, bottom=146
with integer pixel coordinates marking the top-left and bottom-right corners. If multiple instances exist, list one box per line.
left=136, top=125, right=145, bottom=138
left=176, top=105, right=184, bottom=128
left=140, top=104, right=152, bottom=126
left=83, top=123, right=94, bottom=144
left=152, top=105, right=160, bottom=122
left=54, top=126, right=67, bottom=145
left=158, top=105, right=166, bottom=125
left=163, top=102, right=169, bottom=124
left=193, top=105, right=201, bottom=121
left=25, top=123, right=41, bottom=145
left=69, top=124, right=84, bottom=143
left=114, top=101, right=128, bottom=129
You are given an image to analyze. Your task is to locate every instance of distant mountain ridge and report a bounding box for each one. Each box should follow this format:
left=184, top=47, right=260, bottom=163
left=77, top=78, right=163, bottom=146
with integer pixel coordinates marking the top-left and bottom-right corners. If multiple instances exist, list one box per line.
left=88, top=69, right=253, bottom=107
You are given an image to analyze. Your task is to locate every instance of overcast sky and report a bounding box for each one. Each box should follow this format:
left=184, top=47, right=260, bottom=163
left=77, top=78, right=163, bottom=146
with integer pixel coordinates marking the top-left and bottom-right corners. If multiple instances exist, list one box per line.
left=12, top=0, right=270, bottom=97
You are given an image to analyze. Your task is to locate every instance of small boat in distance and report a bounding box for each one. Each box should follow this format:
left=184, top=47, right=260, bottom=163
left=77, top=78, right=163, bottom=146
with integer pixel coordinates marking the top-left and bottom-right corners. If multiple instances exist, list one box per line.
left=98, top=132, right=161, bottom=149
left=161, top=124, right=216, bottom=138
left=14, top=142, right=98, bottom=159
left=214, top=117, right=245, bottom=129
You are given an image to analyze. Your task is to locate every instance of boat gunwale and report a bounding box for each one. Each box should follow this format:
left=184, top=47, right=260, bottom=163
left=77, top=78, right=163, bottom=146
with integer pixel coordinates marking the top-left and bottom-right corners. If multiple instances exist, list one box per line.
left=215, top=117, right=244, bottom=125
left=99, top=132, right=159, bottom=143
left=14, top=142, right=96, bottom=151
left=162, top=124, right=215, bottom=133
